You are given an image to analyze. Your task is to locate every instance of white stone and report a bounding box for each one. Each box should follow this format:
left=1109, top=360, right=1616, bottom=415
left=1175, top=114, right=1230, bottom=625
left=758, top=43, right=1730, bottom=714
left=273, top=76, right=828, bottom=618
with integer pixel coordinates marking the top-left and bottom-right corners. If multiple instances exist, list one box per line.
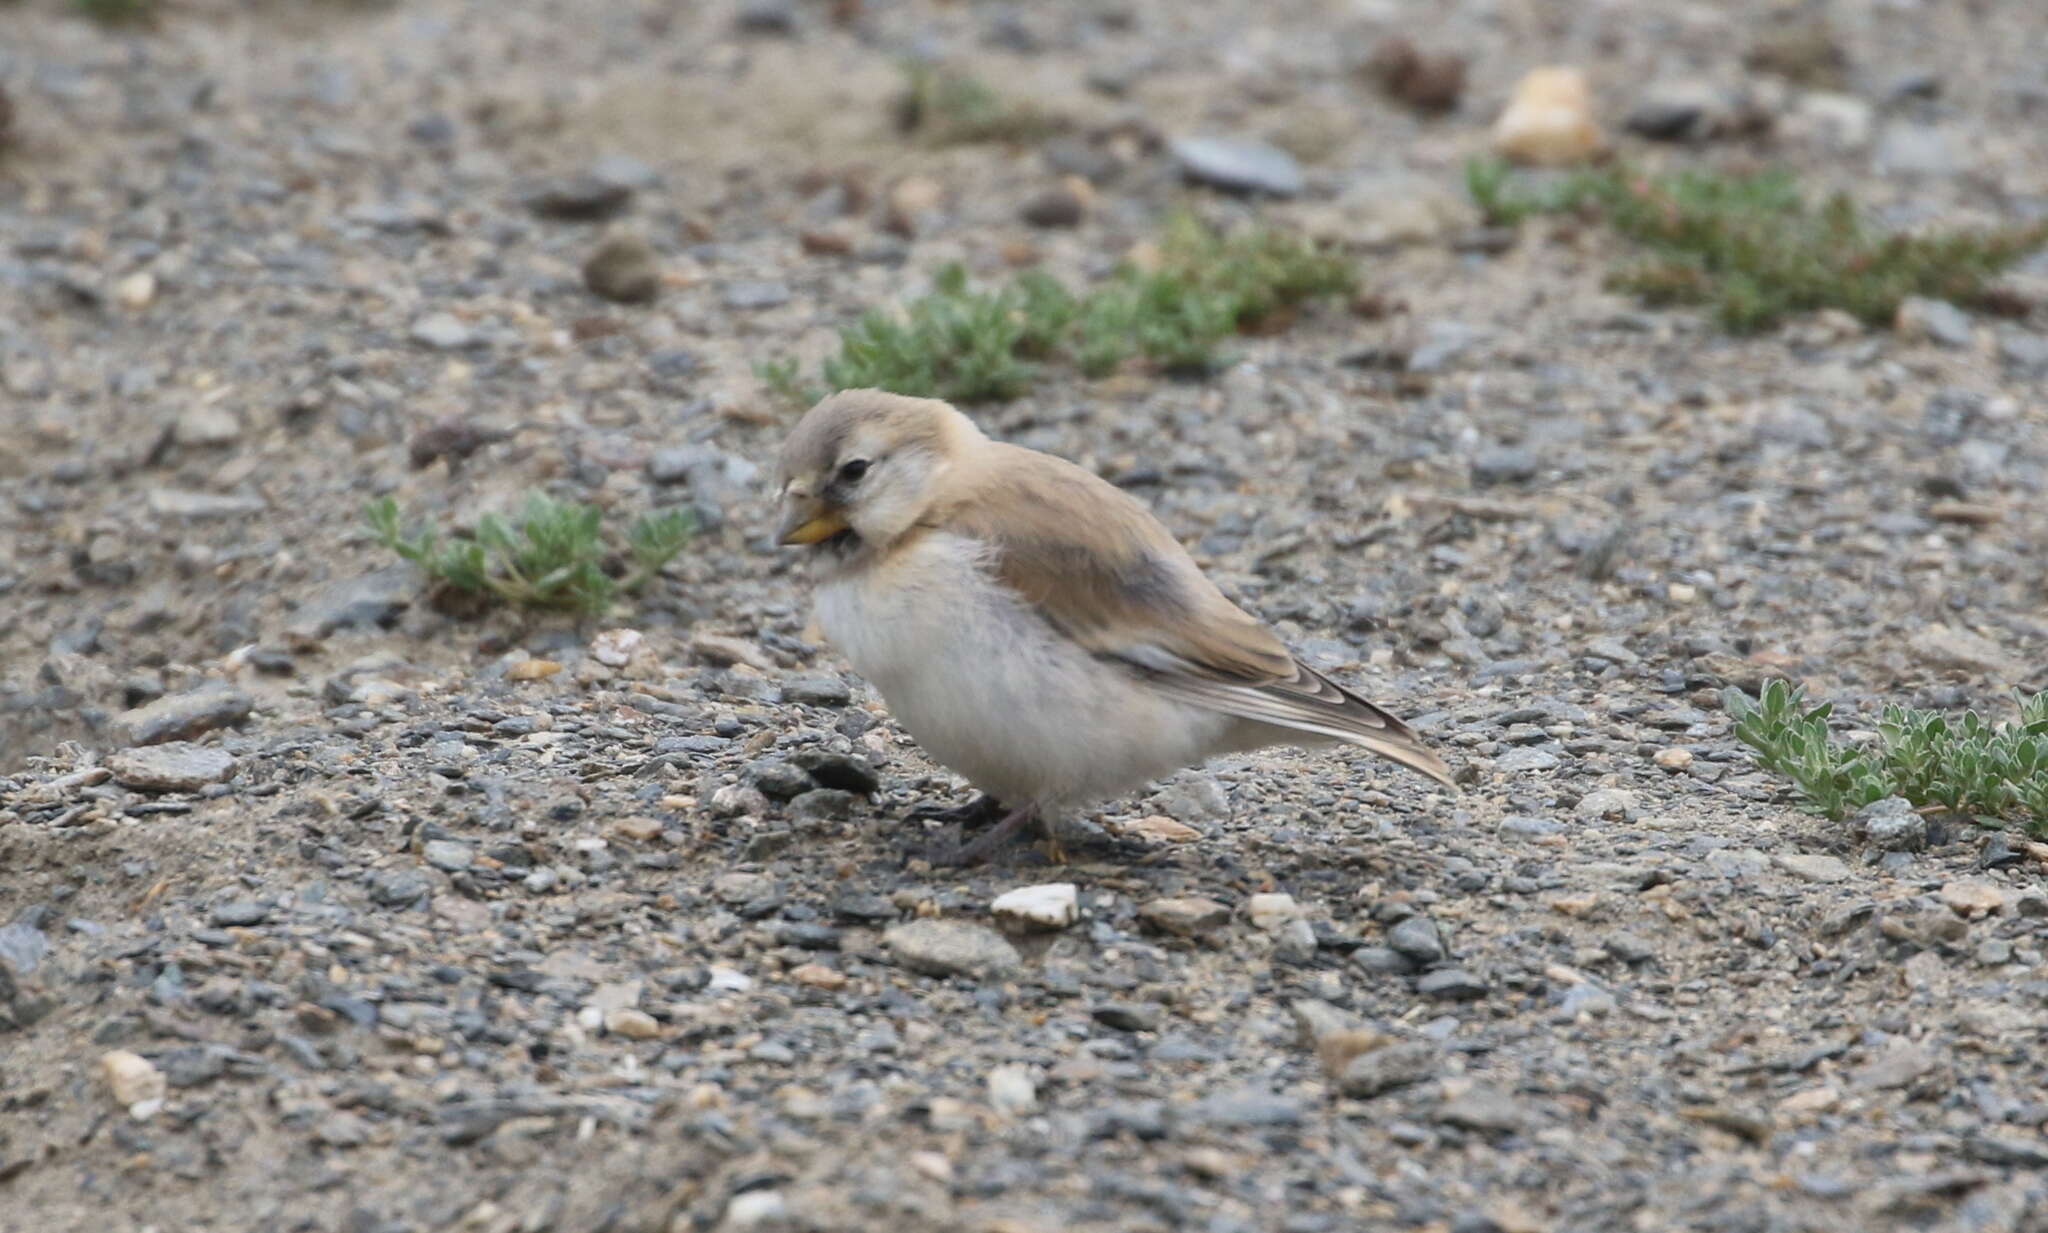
left=721, top=1190, right=787, bottom=1230
left=101, top=1050, right=166, bottom=1108
left=115, top=270, right=156, bottom=310
left=1248, top=892, right=1304, bottom=932
left=591, top=628, right=644, bottom=667
left=990, top=883, right=1078, bottom=930
left=604, top=1008, right=662, bottom=1039
left=987, top=1064, right=1038, bottom=1115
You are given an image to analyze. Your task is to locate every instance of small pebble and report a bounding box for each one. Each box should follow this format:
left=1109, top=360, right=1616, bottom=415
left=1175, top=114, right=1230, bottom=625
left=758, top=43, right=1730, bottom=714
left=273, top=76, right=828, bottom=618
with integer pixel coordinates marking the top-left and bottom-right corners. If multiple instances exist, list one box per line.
left=101, top=1051, right=167, bottom=1109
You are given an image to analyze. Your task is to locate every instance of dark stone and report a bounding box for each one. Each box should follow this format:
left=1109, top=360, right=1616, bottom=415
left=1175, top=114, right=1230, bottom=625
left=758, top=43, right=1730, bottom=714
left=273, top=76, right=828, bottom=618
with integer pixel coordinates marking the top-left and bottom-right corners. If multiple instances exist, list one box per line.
left=1020, top=187, right=1086, bottom=228
left=520, top=176, right=633, bottom=222
left=746, top=758, right=814, bottom=800
left=1352, top=946, right=1414, bottom=976
left=1091, top=1002, right=1162, bottom=1032
left=790, top=750, right=881, bottom=795
left=367, top=870, right=432, bottom=909
left=791, top=789, right=861, bottom=822
left=1386, top=916, right=1446, bottom=964
left=831, top=893, right=897, bottom=923
left=784, top=675, right=853, bottom=707
left=1416, top=968, right=1488, bottom=1000
left=734, top=0, right=796, bottom=34
left=1471, top=447, right=1539, bottom=487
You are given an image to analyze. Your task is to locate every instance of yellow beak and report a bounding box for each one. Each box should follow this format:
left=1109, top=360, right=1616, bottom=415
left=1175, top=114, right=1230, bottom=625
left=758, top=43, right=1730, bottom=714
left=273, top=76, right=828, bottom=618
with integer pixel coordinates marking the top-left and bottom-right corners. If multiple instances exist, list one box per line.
left=776, top=496, right=850, bottom=546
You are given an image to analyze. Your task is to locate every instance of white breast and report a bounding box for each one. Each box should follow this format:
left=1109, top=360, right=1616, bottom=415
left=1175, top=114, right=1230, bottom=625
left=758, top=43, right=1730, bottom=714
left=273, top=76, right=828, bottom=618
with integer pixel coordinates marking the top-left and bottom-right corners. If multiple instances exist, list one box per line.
left=812, top=532, right=1236, bottom=811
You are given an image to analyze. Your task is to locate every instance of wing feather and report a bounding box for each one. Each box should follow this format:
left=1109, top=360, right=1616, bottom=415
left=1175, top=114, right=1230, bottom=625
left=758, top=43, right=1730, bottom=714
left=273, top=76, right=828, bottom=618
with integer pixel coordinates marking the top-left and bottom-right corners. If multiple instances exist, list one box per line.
left=929, top=445, right=1453, bottom=787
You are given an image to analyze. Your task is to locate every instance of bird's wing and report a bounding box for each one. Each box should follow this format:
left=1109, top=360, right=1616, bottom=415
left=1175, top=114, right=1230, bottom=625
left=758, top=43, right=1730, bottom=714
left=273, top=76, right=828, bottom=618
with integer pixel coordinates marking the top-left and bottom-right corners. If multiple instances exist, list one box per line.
left=931, top=444, right=1454, bottom=787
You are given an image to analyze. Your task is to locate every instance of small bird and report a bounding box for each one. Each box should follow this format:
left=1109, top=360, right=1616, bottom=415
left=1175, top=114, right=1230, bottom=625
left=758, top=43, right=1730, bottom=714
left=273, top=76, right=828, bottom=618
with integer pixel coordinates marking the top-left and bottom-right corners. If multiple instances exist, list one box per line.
left=775, top=389, right=1453, bottom=863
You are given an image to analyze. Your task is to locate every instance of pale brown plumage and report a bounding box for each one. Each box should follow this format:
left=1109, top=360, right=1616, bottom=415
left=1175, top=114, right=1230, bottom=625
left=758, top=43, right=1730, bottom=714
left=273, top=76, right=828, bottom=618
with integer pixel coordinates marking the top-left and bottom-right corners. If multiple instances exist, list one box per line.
left=776, top=389, right=1455, bottom=799
left=934, top=441, right=1452, bottom=780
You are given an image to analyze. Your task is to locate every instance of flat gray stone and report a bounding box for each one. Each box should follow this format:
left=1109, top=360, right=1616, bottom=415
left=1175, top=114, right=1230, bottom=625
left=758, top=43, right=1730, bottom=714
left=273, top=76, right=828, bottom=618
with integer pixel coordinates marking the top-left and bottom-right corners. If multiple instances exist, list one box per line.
left=410, top=312, right=476, bottom=350
left=1438, top=1085, right=1528, bottom=1133
left=211, top=900, right=271, bottom=927
left=1857, top=796, right=1927, bottom=852
left=1139, top=896, right=1231, bottom=937
left=1774, top=852, right=1851, bottom=883
left=1416, top=968, right=1487, bottom=1000
left=1706, top=847, right=1770, bottom=878
left=2000, top=332, right=2048, bottom=372
left=1168, top=135, right=1304, bottom=197
left=1184, top=1089, right=1305, bottom=1128
left=1496, top=746, right=1561, bottom=774
left=107, top=742, right=237, bottom=792
left=885, top=919, right=1021, bottom=979
left=1897, top=297, right=1972, bottom=347
left=1339, top=1041, right=1440, bottom=1098
left=119, top=684, right=253, bottom=746
left=0, top=923, right=50, bottom=977
left=723, top=280, right=791, bottom=310
left=1874, top=123, right=1958, bottom=177
left=423, top=840, right=474, bottom=872
left=1576, top=788, right=1639, bottom=821
left=146, top=488, right=264, bottom=519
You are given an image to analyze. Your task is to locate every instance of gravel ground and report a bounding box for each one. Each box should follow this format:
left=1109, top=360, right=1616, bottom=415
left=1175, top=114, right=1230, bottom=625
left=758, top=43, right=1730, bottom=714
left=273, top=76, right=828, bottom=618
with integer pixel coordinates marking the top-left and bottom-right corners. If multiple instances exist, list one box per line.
left=5, top=1, right=2048, bottom=1230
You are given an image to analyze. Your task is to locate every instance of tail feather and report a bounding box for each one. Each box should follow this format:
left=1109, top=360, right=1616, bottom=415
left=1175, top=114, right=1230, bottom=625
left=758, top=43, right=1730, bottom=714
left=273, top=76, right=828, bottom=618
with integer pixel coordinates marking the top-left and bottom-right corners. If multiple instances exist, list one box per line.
left=1129, top=653, right=1457, bottom=788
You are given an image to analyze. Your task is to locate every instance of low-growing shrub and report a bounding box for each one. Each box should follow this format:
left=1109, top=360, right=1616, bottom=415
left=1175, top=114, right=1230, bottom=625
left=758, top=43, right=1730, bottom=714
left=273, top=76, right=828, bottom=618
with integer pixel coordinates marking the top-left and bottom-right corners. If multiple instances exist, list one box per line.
left=366, top=492, right=692, bottom=618
left=1466, top=157, right=2048, bottom=333
left=1727, top=680, right=2048, bottom=832
left=762, top=214, right=1356, bottom=403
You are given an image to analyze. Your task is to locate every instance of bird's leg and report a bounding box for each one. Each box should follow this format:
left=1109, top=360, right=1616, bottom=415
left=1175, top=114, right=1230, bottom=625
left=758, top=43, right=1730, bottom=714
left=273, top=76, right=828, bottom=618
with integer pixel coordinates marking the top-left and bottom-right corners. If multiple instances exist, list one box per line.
left=905, top=793, right=1005, bottom=829
left=1039, top=812, right=1067, bottom=865
left=930, top=803, right=1039, bottom=867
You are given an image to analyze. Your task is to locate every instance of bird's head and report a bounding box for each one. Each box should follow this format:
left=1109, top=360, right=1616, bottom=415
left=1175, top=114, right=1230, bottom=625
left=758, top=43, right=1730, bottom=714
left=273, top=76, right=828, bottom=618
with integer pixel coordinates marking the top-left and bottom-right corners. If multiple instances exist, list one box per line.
left=774, top=389, right=983, bottom=554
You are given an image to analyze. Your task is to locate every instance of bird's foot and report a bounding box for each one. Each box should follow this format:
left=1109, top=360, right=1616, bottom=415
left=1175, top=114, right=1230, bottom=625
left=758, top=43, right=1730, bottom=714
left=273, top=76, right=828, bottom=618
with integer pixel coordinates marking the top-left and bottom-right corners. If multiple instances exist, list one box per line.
left=1039, top=813, right=1067, bottom=865
left=927, top=804, right=1040, bottom=867
left=904, top=793, right=1005, bottom=830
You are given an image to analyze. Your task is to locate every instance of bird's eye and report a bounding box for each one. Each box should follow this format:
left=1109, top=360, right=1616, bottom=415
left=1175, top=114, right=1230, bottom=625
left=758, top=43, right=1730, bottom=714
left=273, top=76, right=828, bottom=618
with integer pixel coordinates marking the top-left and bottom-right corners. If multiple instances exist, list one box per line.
left=836, top=458, right=871, bottom=484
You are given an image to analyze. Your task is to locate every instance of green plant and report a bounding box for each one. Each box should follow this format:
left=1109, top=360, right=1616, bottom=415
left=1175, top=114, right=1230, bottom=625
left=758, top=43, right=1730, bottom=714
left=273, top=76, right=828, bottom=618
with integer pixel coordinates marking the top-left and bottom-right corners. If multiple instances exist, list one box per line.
left=1464, top=157, right=2048, bottom=334
left=1465, top=157, right=1609, bottom=227
left=365, top=492, right=693, bottom=617
left=1726, top=681, right=2048, bottom=833
left=821, top=263, right=1046, bottom=403
left=755, top=356, right=817, bottom=406
left=1158, top=211, right=1358, bottom=325
left=894, top=62, right=1063, bottom=146
left=780, top=215, right=1356, bottom=403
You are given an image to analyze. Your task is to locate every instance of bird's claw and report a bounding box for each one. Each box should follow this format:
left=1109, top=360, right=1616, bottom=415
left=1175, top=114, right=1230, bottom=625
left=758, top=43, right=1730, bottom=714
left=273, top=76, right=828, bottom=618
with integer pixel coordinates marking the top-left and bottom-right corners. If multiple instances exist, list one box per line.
left=921, top=803, right=1040, bottom=867
left=904, top=794, right=1005, bottom=829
